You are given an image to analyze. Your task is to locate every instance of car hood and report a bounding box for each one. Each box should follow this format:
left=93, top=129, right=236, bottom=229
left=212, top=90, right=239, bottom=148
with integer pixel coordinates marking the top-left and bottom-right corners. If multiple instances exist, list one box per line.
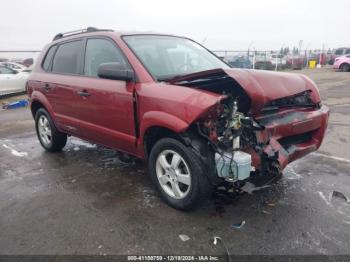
left=224, top=69, right=309, bottom=107
left=169, top=68, right=319, bottom=114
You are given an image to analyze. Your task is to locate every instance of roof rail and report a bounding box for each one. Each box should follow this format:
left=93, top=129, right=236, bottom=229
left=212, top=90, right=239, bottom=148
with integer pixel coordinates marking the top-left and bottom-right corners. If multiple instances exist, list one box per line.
left=52, top=27, right=113, bottom=41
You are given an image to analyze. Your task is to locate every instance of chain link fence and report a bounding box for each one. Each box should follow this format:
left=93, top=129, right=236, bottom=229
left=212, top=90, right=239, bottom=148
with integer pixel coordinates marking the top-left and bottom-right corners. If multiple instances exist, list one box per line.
left=212, top=50, right=331, bottom=70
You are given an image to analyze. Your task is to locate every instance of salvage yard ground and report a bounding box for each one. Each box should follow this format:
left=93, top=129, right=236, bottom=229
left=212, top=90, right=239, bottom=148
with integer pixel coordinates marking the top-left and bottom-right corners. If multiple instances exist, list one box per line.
left=0, top=67, right=349, bottom=255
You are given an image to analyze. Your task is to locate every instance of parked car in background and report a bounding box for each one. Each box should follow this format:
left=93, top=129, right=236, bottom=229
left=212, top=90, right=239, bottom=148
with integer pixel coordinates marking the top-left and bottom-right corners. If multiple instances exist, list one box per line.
left=252, top=52, right=274, bottom=70
left=22, top=58, right=34, bottom=67
left=254, top=60, right=273, bottom=70
left=286, top=55, right=304, bottom=70
left=329, top=47, right=350, bottom=65
left=226, top=55, right=252, bottom=68
left=0, top=62, right=27, bottom=71
left=0, top=65, right=29, bottom=96
left=333, top=55, right=350, bottom=72
left=28, top=27, right=329, bottom=210
left=270, top=54, right=287, bottom=69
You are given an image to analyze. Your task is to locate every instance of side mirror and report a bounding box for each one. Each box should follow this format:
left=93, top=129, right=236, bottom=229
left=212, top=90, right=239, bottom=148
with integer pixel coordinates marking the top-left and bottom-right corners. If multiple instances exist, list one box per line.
left=97, top=62, right=135, bottom=81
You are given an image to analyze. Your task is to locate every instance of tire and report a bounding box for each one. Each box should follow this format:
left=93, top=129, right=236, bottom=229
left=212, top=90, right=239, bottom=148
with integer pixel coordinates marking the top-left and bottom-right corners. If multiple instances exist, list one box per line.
left=35, top=108, right=67, bottom=152
left=148, top=137, right=212, bottom=211
left=340, top=63, right=350, bottom=72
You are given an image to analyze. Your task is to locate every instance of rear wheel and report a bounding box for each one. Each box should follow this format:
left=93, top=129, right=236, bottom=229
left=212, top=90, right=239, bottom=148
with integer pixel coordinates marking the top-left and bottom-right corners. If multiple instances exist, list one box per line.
left=35, top=108, right=67, bottom=152
left=340, top=63, right=350, bottom=72
left=148, top=138, right=212, bottom=210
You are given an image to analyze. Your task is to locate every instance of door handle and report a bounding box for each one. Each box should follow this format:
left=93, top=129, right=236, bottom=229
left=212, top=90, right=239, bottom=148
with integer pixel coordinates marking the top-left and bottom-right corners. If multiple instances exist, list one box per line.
left=77, top=90, right=90, bottom=97
left=43, top=83, right=51, bottom=91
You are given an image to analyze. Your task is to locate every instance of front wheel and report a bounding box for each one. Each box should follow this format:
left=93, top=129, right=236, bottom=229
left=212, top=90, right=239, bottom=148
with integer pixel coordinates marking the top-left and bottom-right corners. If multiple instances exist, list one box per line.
left=340, top=63, right=350, bottom=72
left=35, top=108, right=67, bottom=152
left=148, top=138, right=212, bottom=211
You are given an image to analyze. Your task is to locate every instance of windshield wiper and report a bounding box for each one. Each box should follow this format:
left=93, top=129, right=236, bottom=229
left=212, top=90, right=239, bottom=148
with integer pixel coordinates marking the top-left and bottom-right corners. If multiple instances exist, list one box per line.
left=158, top=74, right=185, bottom=82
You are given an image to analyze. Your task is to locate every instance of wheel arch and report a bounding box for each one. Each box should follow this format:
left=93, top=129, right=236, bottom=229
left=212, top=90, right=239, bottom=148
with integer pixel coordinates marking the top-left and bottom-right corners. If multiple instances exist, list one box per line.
left=30, top=91, right=56, bottom=120
left=143, top=125, right=186, bottom=160
left=140, top=111, right=190, bottom=158
left=142, top=122, right=220, bottom=187
left=31, top=100, right=47, bottom=118
left=340, top=62, right=350, bottom=71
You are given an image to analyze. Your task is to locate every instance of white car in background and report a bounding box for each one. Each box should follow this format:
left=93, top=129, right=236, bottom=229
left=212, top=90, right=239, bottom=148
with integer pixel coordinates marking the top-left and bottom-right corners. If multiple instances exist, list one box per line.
left=0, top=65, right=30, bottom=96
left=0, top=62, right=27, bottom=71
left=270, top=54, right=287, bottom=69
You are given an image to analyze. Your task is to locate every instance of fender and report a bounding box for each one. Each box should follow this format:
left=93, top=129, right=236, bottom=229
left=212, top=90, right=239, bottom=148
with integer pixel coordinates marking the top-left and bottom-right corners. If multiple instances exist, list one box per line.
left=140, top=110, right=189, bottom=136
left=137, top=111, right=190, bottom=156
left=298, top=74, right=321, bottom=103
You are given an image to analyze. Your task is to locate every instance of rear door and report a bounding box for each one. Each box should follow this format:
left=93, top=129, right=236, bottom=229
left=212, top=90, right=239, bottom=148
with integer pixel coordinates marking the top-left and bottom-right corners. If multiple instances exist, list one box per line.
left=74, top=37, right=136, bottom=154
left=44, top=40, right=85, bottom=135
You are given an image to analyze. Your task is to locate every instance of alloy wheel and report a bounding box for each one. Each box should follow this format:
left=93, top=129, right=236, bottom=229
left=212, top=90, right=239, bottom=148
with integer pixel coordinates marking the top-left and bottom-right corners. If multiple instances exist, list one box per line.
left=38, top=115, right=52, bottom=146
left=155, top=149, right=191, bottom=199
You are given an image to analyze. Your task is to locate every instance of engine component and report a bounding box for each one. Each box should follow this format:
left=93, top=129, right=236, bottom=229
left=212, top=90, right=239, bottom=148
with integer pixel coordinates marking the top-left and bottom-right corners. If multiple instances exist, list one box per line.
left=198, top=97, right=259, bottom=182
left=215, top=151, right=252, bottom=181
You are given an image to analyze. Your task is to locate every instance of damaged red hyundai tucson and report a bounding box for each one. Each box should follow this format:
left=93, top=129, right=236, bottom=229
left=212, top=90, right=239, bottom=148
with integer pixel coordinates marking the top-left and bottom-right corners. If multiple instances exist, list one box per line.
left=27, top=28, right=329, bottom=210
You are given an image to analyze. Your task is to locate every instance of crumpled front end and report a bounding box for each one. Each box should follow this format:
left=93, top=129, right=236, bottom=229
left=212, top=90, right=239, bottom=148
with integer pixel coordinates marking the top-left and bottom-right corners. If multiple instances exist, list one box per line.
left=245, top=103, right=329, bottom=171
left=170, top=68, right=330, bottom=182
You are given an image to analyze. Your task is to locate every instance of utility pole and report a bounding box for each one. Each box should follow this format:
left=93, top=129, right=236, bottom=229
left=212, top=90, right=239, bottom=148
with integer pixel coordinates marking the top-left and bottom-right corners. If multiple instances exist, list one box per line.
left=248, top=41, right=254, bottom=68
left=317, top=43, right=325, bottom=68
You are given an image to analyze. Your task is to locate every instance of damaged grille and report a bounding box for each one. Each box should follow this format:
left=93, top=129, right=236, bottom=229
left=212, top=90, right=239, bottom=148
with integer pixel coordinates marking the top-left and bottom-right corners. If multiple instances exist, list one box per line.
left=278, top=131, right=313, bottom=148
left=262, top=91, right=315, bottom=113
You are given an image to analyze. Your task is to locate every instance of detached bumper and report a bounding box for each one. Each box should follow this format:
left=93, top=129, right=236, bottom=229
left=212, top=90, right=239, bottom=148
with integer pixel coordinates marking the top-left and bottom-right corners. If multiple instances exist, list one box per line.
left=251, top=105, right=329, bottom=170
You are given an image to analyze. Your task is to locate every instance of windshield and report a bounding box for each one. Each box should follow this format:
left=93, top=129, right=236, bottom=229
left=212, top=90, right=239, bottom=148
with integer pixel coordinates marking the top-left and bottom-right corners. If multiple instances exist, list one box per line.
left=123, top=35, right=229, bottom=81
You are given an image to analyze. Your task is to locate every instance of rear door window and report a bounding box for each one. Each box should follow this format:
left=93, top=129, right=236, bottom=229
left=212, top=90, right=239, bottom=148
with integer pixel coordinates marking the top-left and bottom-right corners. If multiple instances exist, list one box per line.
left=0, top=67, right=15, bottom=74
left=84, top=38, right=127, bottom=77
left=52, top=40, right=83, bottom=75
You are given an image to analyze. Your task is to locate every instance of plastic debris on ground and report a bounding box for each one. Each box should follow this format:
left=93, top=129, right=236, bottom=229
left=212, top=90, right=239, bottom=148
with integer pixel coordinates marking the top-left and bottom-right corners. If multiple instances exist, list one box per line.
left=2, top=99, right=28, bottom=109
left=179, top=234, right=190, bottom=242
left=263, top=201, right=277, bottom=207
left=231, top=220, right=246, bottom=229
left=213, top=236, right=231, bottom=262
left=240, top=182, right=271, bottom=194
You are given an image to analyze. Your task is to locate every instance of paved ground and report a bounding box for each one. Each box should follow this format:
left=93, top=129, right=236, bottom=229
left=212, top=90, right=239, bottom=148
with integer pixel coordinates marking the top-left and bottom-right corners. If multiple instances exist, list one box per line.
left=0, top=68, right=349, bottom=255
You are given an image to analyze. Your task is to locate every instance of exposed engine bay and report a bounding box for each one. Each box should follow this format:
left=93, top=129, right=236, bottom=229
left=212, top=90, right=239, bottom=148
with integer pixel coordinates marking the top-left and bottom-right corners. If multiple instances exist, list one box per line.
left=170, top=69, right=324, bottom=185
left=197, top=95, right=264, bottom=183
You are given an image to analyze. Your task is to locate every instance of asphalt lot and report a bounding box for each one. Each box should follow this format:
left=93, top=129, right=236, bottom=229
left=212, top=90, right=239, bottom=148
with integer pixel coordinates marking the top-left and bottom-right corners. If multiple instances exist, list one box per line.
left=0, top=67, right=349, bottom=255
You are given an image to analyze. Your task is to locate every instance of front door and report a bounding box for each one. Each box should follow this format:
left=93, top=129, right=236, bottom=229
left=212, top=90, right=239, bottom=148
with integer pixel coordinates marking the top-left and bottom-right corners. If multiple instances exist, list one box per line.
left=74, top=38, right=136, bottom=154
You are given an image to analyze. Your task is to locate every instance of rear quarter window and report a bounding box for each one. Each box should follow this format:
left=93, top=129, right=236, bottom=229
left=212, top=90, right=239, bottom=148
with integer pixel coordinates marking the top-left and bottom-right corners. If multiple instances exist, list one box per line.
left=52, top=40, right=83, bottom=75
left=42, top=45, right=57, bottom=71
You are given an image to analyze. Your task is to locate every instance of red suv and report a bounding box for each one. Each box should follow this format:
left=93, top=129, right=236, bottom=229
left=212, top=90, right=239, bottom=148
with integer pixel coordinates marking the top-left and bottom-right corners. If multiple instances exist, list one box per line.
left=27, top=27, right=329, bottom=210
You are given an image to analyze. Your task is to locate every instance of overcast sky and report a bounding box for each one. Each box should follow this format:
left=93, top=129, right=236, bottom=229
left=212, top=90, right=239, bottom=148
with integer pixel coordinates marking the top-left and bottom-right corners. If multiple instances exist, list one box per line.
left=1, top=0, right=349, bottom=51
